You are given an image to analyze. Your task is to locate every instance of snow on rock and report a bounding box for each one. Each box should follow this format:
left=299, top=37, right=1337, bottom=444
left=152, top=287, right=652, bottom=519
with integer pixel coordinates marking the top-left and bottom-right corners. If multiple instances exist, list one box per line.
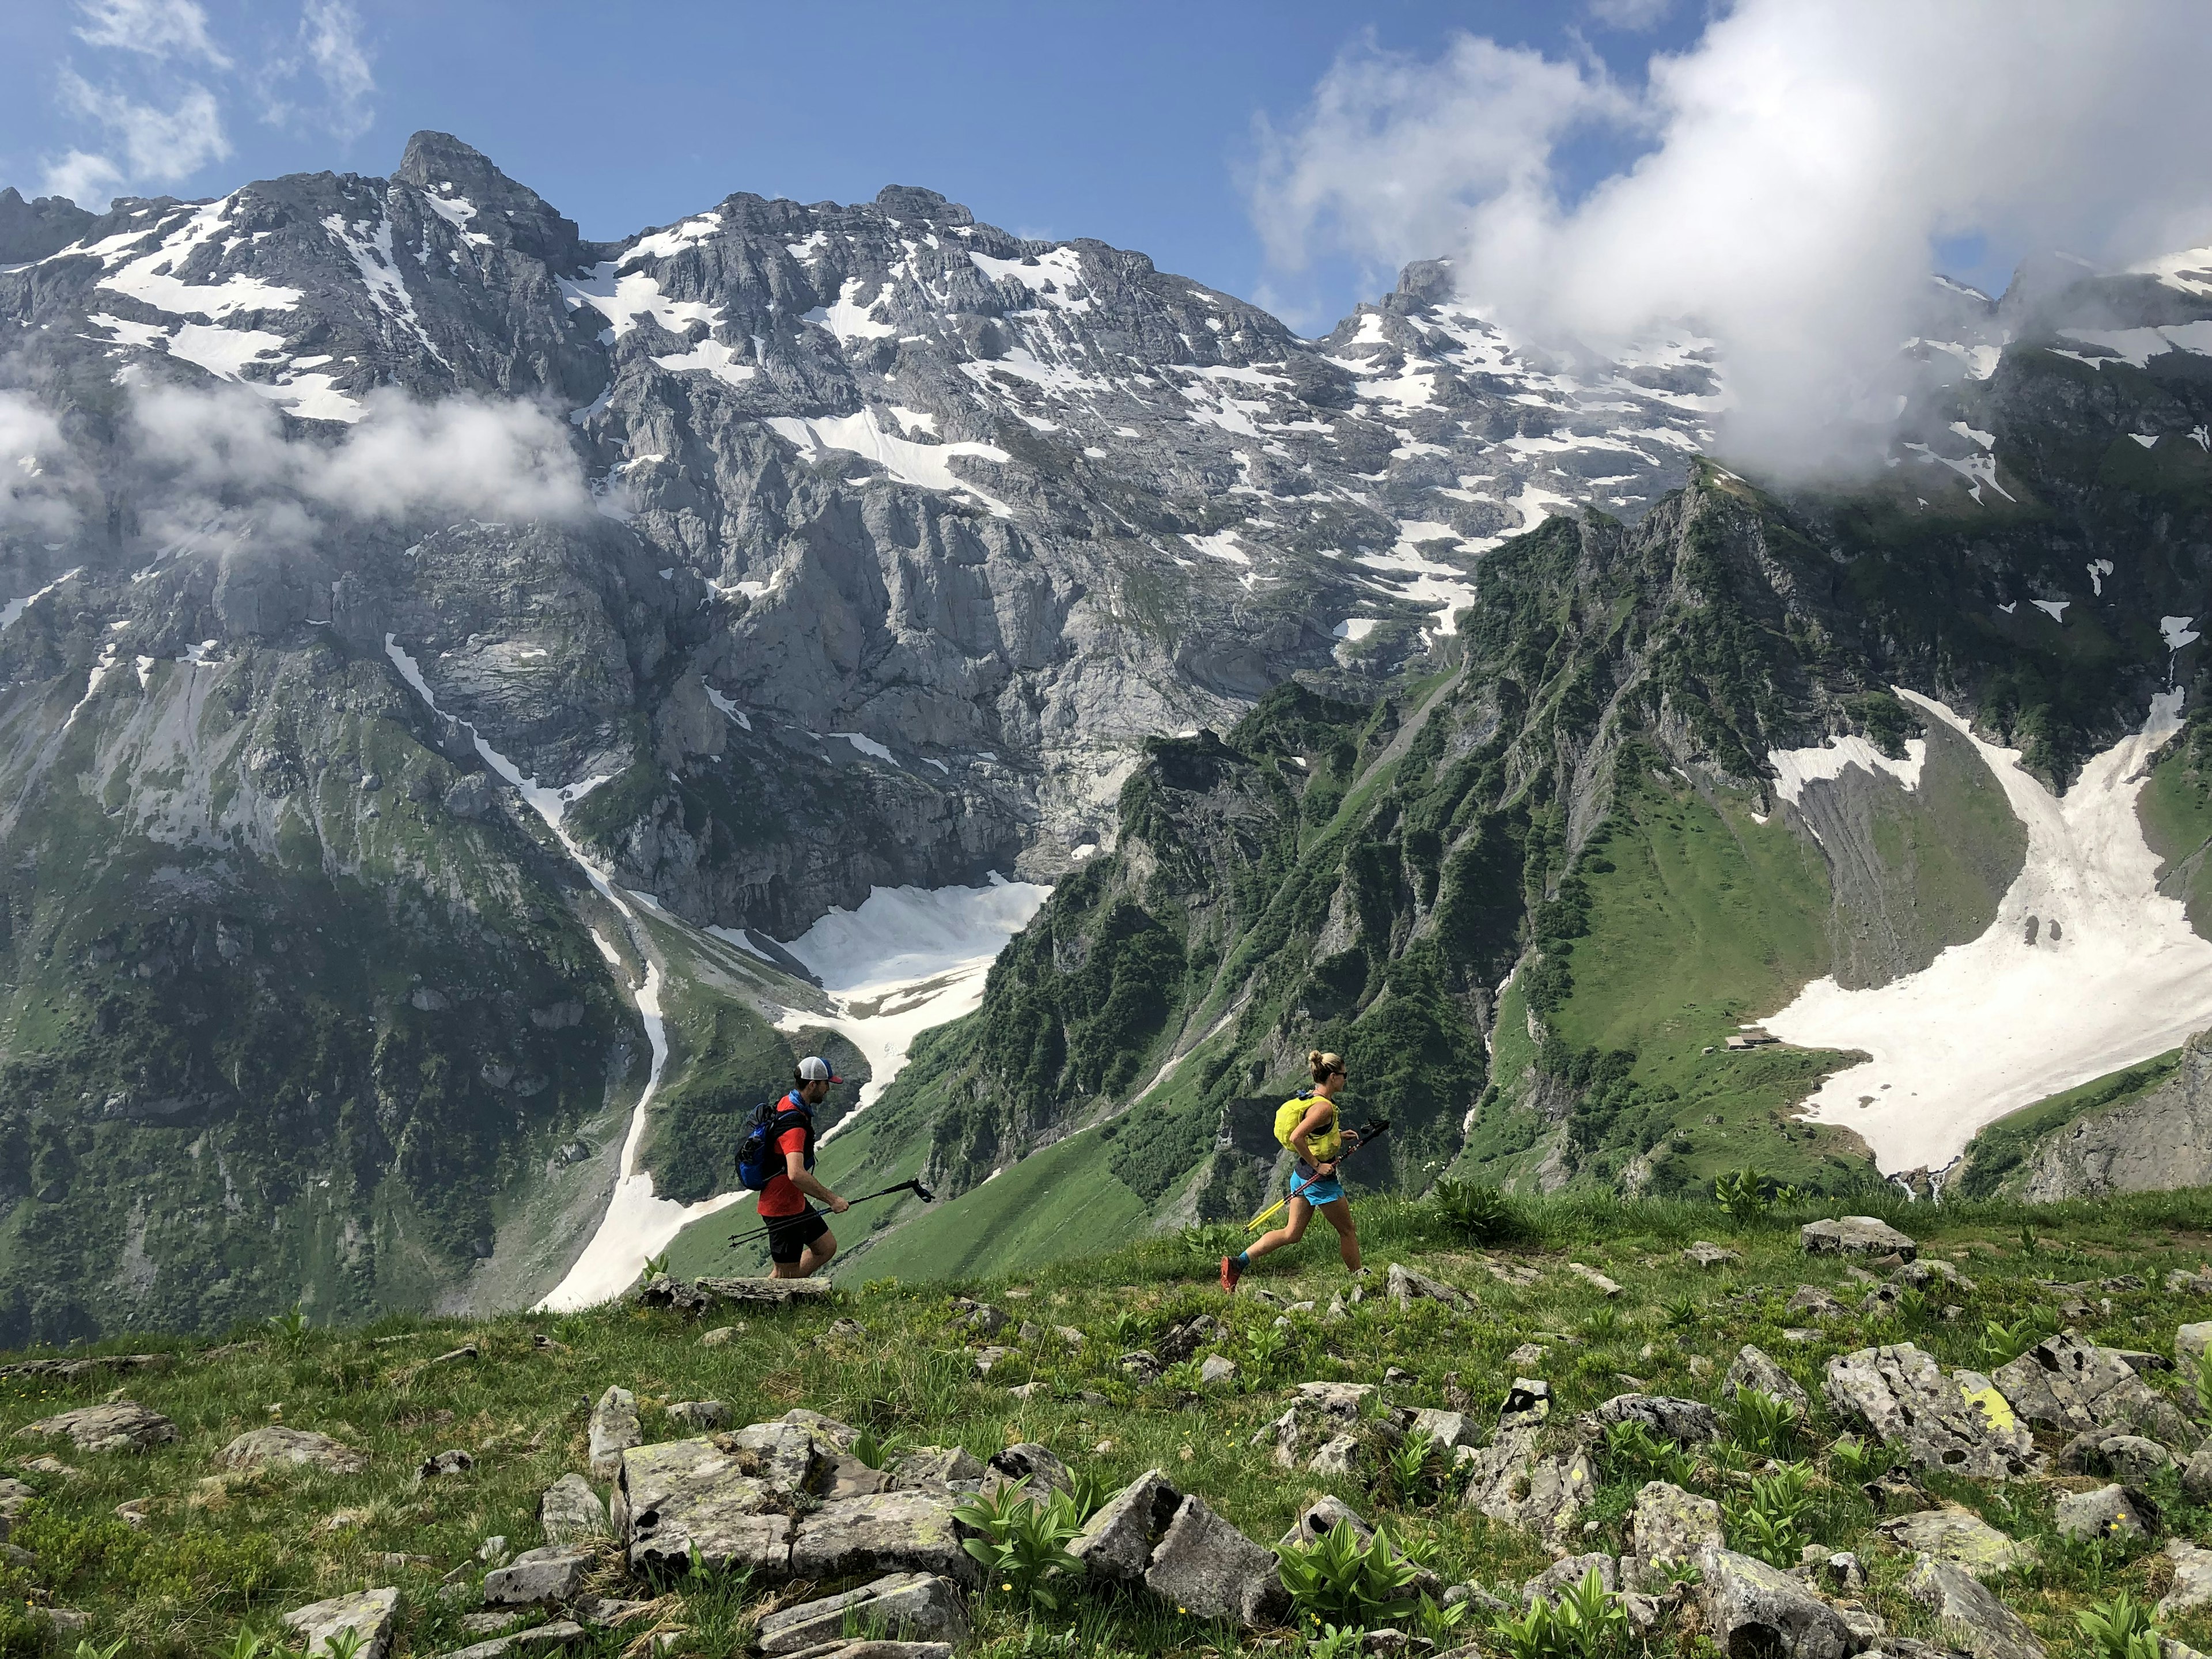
left=2087, top=559, right=2115, bottom=596
left=559, top=264, right=717, bottom=340
left=765, top=409, right=1011, bottom=515
left=1332, top=618, right=1380, bottom=642
left=1767, top=689, right=2212, bottom=1175
left=1769, top=733, right=1927, bottom=810
left=2049, top=321, right=2212, bottom=370
left=832, top=731, right=896, bottom=765
left=97, top=198, right=302, bottom=320
left=0, top=567, right=82, bottom=631
left=702, top=679, right=752, bottom=730
left=2032, top=600, right=2070, bottom=623
left=804, top=275, right=898, bottom=342
left=2162, top=617, right=2202, bottom=652
left=775, top=876, right=1050, bottom=1141
left=650, top=337, right=756, bottom=387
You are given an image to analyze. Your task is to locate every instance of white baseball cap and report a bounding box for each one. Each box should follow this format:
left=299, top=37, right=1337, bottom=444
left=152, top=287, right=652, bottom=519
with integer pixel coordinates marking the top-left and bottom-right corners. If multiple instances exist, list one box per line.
left=797, top=1055, right=842, bottom=1082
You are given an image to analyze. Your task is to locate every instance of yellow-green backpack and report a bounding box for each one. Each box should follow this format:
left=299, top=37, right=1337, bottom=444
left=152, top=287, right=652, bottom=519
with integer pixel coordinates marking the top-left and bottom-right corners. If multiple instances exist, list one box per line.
left=1273, top=1091, right=1342, bottom=1159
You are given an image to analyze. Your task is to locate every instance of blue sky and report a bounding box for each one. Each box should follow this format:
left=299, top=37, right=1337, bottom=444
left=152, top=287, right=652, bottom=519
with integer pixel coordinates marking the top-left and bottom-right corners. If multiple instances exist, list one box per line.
left=0, top=0, right=1706, bottom=332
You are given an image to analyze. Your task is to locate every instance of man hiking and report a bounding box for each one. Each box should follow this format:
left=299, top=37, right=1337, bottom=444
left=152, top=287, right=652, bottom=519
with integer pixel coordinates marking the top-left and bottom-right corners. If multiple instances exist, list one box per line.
left=1222, top=1049, right=1362, bottom=1291
left=757, top=1056, right=851, bottom=1279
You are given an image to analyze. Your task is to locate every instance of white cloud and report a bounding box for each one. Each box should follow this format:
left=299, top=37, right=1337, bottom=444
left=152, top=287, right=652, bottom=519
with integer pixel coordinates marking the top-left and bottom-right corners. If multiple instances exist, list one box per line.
left=74, top=0, right=230, bottom=67
left=259, top=0, right=377, bottom=142
left=40, top=149, right=125, bottom=209
left=1252, top=1, right=2212, bottom=478
left=127, top=385, right=593, bottom=528
left=52, top=70, right=230, bottom=197
left=0, top=392, right=84, bottom=540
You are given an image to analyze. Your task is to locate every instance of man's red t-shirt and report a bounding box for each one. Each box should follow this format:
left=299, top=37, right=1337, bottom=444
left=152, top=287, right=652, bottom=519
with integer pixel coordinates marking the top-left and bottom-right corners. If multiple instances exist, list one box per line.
left=756, top=1110, right=813, bottom=1217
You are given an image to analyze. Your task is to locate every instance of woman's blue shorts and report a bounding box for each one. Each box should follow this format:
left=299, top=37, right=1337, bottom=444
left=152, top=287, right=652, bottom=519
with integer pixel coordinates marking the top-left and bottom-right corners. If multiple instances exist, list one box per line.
left=1290, top=1171, right=1346, bottom=1207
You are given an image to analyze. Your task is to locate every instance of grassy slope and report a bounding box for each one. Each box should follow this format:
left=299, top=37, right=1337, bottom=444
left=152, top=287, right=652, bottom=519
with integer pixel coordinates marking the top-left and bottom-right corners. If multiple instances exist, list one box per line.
left=2140, top=730, right=2212, bottom=942
left=8, top=1190, right=2212, bottom=1659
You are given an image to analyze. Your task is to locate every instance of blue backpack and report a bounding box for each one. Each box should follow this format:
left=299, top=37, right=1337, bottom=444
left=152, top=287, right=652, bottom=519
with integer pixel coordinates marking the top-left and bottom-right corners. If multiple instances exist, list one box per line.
left=736, top=1093, right=815, bottom=1192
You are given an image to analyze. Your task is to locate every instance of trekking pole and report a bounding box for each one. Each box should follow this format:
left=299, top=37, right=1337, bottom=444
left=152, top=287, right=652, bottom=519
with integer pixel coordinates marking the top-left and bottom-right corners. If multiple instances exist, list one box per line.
left=1245, top=1119, right=1391, bottom=1233
left=724, top=1177, right=937, bottom=1252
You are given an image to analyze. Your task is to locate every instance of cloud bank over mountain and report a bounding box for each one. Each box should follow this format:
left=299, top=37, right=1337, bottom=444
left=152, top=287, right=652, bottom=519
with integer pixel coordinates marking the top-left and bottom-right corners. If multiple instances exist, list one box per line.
left=1252, top=0, right=2212, bottom=475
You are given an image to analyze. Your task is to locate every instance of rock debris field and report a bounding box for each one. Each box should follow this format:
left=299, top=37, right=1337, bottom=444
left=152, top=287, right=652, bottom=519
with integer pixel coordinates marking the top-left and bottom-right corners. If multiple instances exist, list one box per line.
left=6, top=1194, right=2212, bottom=1657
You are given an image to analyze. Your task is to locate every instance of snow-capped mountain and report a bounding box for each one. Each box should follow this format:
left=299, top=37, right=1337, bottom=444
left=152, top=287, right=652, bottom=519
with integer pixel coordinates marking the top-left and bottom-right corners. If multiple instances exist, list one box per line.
left=3, top=129, right=2210, bottom=1336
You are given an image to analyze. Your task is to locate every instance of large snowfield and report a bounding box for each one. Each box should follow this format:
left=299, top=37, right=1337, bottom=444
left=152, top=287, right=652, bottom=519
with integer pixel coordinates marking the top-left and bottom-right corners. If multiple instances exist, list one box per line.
left=773, top=876, right=1051, bottom=1139
left=1767, top=689, right=2212, bottom=1175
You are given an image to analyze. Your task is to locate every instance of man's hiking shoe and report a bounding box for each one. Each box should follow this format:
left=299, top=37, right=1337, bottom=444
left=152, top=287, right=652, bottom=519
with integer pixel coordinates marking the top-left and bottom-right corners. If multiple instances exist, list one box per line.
left=1221, top=1255, right=1244, bottom=1294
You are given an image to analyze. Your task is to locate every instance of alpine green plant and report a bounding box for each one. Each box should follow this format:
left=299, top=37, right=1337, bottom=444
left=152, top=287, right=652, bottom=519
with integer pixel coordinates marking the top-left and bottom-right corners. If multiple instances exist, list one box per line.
left=2076, top=1592, right=2161, bottom=1659
left=1431, top=1181, right=1529, bottom=1245
left=1274, top=1518, right=1424, bottom=1625
left=953, top=1480, right=1085, bottom=1611
left=1488, top=1567, right=1627, bottom=1659
left=1729, top=1463, right=1817, bottom=1567
left=1385, top=1430, right=1438, bottom=1508
left=1727, top=1388, right=1800, bottom=1457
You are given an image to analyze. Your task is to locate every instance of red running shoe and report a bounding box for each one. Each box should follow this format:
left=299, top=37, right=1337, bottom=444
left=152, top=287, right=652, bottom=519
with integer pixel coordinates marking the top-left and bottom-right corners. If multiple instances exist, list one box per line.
left=1221, top=1254, right=1244, bottom=1294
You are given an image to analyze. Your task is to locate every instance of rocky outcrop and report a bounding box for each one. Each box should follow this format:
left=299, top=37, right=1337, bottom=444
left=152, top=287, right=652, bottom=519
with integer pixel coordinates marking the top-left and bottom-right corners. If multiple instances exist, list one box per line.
left=1461, top=1380, right=1596, bottom=1548
left=215, top=1427, right=366, bottom=1474
left=1823, top=1344, right=2037, bottom=1478
left=1907, top=1558, right=2044, bottom=1659
left=756, top=1573, right=968, bottom=1655
left=284, top=1589, right=401, bottom=1659
left=1990, top=1332, right=2196, bottom=1446
left=2019, top=1029, right=2212, bottom=1199
left=1802, top=1218, right=1918, bottom=1260
left=1877, top=1508, right=2030, bottom=1578
left=1696, top=1549, right=1864, bottom=1659
left=19, top=1403, right=177, bottom=1454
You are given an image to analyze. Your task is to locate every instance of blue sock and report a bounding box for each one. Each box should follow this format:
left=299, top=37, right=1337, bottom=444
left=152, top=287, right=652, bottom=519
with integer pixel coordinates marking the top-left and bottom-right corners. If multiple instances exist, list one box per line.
left=1233, top=1252, right=1249, bottom=1268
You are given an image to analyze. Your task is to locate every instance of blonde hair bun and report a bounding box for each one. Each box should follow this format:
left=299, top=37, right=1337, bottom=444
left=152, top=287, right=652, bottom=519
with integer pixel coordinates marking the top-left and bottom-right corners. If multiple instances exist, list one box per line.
left=1309, top=1050, right=1344, bottom=1084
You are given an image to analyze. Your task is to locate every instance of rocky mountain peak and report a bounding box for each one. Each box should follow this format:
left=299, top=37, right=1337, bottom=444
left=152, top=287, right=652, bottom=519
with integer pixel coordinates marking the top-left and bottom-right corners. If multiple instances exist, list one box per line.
left=0, top=185, right=96, bottom=264
left=393, top=128, right=584, bottom=268
left=871, top=183, right=973, bottom=227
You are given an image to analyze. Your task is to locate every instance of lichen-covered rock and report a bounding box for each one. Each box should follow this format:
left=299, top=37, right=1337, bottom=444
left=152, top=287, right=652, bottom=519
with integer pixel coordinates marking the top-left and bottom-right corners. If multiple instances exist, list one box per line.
left=1906, top=1556, right=2045, bottom=1659
left=789, top=1491, right=978, bottom=1588
left=1724, top=1346, right=1813, bottom=1417
left=1580, top=1394, right=1722, bottom=1446
left=756, top=1572, right=969, bottom=1656
left=1697, top=1548, right=1862, bottom=1659
left=217, top=1427, right=366, bottom=1474
left=482, top=1546, right=593, bottom=1606
left=888, top=1446, right=984, bottom=1492
left=1992, top=1333, right=2196, bottom=1447
left=284, top=1588, right=401, bottom=1659
left=539, top=1474, right=608, bottom=1546
left=1876, top=1506, right=2029, bottom=1578
left=2054, top=1483, right=2156, bottom=1541
left=1802, top=1217, right=1918, bottom=1259
left=615, top=1438, right=785, bottom=1571
left=587, top=1387, right=640, bottom=1481
left=1522, top=1554, right=1615, bottom=1605
left=1070, top=1469, right=1183, bottom=1582
left=20, top=1403, right=177, bottom=1454
left=1306, top=1434, right=1361, bottom=1477
left=1141, top=1494, right=1288, bottom=1628
left=1823, top=1344, right=2037, bottom=1478
left=1630, top=1482, right=1722, bottom=1582
left=1409, top=1408, right=1478, bottom=1449
left=2059, top=1431, right=2174, bottom=1483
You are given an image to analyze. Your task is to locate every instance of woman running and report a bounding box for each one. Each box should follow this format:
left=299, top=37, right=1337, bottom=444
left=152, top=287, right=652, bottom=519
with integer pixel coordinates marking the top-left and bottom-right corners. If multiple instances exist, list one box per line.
left=1222, top=1049, right=1361, bottom=1291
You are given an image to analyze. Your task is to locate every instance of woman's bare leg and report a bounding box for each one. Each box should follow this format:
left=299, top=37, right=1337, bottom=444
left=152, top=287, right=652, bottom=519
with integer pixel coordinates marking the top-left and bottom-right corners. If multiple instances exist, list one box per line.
left=1319, top=1198, right=1359, bottom=1271
left=1243, top=1196, right=1314, bottom=1264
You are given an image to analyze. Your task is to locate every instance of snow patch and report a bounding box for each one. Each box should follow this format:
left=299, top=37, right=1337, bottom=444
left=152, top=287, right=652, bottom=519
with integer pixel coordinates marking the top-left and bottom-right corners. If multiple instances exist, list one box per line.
left=832, top=731, right=896, bottom=765
left=0, top=567, right=82, bottom=631
left=2032, top=599, right=2070, bottom=622
left=1768, top=733, right=1927, bottom=813
left=560, top=264, right=718, bottom=340
left=776, top=876, right=1050, bottom=1141
left=702, top=679, right=752, bottom=730
left=1332, top=618, right=1380, bottom=641
left=2162, top=616, right=2201, bottom=652
left=651, top=336, right=756, bottom=387
left=1769, top=689, right=2212, bottom=1175
left=766, top=408, right=1012, bottom=515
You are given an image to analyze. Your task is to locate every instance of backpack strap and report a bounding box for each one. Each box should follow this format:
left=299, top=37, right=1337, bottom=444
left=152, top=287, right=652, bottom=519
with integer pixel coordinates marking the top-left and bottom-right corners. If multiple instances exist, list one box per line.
left=771, top=1090, right=817, bottom=1169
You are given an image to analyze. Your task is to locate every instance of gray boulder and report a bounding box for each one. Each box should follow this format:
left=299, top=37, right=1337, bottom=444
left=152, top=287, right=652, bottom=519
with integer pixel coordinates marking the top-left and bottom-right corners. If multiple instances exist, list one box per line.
left=756, top=1572, right=969, bottom=1655
left=2059, top=1431, right=2173, bottom=1483
left=1685, top=1241, right=1741, bottom=1268
left=615, top=1438, right=787, bottom=1573
left=587, top=1387, right=641, bottom=1480
left=888, top=1446, right=984, bottom=1491
left=986, top=1442, right=1071, bottom=1494
left=1991, top=1332, right=2196, bottom=1446
left=1724, top=1346, right=1813, bottom=1417
left=1069, top=1469, right=1181, bottom=1582
left=2178, top=1321, right=2212, bottom=1372
left=539, top=1474, right=608, bottom=1545
left=789, top=1491, right=978, bottom=1588
left=2054, top=1483, right=2156, bottom=1541
left=1409, top=1408, right=1478, bottom=1450
left=1698, top=1548, right=1862, bottom=1659
left=1278, top=1495, right=1373, bottom=1550
left=668, top=1401, right=730, bottom=1430
left=1142, top=1494, right=1289, bottom=1628
left=1876, top=1506, right=2029, bottom=1578
left=284, top=1588, right=401, bottom=1659
left=1787, top=1286, right=1849, bottom=1320
left=1630, top=1482, right=1721, bottom=1582
left=1307, top=1435, right=1361, bottom=1477
left=1823, top=1344, right=2037, bottom=1478
left=1199, top=1355, right=1238, bottom=1387
left=1906, top=1556, right=2044, bottom=1659
left=1801, top=1217, right=1918, bottom=1259
left=2160, top=1540, right=2212, bottom=1618
left=1581, top=1394, right=1722, bottom=1446
left=418, top=1449, right=475, bottom=1482
left=217, top=1426, right=367, bottom=1474
left=20, top=1402, right=177, bottom=1454
left=1523, top=1554, right=1614, bottom=1605
left=482, top=1546, right=592, bottom=1606
left=2185, top=1440, right=2212, bottom=1503
left=1387, top=1263, right=1476, bottom=1314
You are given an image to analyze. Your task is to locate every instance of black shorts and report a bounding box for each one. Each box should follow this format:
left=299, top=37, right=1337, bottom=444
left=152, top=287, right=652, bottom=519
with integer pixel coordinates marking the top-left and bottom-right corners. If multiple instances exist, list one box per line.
left=764, top=1207, right=830, bottom=1263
